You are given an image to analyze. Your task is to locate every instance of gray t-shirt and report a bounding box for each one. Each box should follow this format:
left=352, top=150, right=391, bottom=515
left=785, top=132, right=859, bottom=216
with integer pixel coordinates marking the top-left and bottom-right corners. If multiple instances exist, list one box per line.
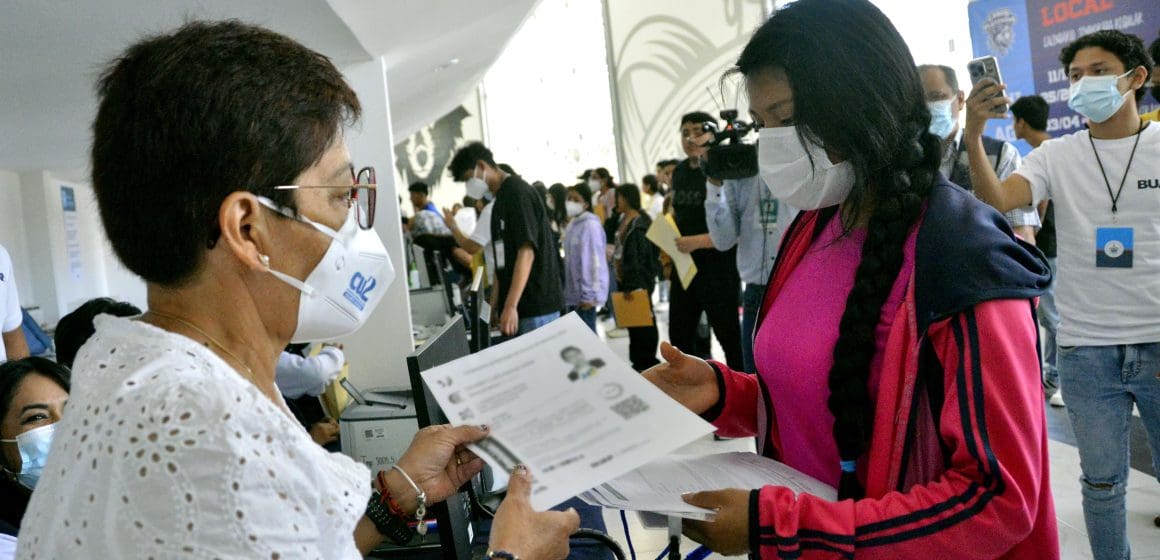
left=1016, top=124, right=1160, bottom=346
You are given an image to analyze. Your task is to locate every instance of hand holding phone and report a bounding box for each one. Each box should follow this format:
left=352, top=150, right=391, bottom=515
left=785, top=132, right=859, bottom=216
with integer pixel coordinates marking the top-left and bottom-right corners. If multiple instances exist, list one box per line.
left=968, top=56, right=1008, bottom=114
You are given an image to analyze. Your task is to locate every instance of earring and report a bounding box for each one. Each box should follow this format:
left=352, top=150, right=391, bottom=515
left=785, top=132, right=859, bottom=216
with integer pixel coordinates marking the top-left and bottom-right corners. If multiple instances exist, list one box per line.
left=259, top=254, right=271, bottom=268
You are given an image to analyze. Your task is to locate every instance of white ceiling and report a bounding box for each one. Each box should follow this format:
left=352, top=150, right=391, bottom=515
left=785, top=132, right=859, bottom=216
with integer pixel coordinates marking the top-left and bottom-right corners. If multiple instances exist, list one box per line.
left=0, top=0, right=536, bottom=173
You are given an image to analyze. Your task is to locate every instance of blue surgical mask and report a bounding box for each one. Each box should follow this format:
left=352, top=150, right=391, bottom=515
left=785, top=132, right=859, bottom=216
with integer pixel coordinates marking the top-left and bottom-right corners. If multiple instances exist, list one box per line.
left=2, top=423, right=56, bottom=490
left=927, top=100, right=957, bottom=139
left=1068, top=69, right=1136, bottom=124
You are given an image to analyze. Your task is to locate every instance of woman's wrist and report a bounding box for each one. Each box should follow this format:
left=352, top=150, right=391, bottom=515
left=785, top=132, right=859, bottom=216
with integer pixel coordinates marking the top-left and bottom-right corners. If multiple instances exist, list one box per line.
left=381, top=468, right=420, bottom=516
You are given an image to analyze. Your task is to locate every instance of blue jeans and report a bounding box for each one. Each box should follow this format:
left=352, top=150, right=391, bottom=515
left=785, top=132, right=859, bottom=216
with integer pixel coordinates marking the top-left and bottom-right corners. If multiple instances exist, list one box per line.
left=1038, top=258, right=1060, bottom=394
left=517, top=311, right=560, bottom=336
left=741, top=284, right=766, bottom=374
left=1058, top=342, right=1160, bottom=560
left=571, top=306, right=597, bottom=333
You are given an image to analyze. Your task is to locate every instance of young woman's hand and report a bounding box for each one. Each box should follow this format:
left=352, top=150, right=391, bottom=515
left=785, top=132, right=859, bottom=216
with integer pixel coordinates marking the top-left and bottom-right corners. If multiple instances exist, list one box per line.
left=387, top=424, right=488, bottom=511
left=642, top=342, right=719, bottom=415
left=490, top=466, right=580, bottom=560
left=682, top=489, right=752, bottom=555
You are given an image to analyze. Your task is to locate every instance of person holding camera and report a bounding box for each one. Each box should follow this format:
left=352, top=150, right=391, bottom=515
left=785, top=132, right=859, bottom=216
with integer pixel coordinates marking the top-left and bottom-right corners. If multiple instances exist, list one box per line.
left=645, top=0, right=1056, bottom=557
left=668, top=112, right=744, bottom=371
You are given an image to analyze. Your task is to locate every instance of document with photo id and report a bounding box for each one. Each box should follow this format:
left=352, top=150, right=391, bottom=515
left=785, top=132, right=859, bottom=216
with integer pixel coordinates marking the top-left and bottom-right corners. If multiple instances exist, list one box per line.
left=419, top=313, right=715, bottom=510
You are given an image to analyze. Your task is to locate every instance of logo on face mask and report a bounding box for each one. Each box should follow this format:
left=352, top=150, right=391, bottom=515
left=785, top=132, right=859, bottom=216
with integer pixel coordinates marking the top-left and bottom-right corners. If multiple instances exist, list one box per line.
left=343, top=272, right=378, bottom=311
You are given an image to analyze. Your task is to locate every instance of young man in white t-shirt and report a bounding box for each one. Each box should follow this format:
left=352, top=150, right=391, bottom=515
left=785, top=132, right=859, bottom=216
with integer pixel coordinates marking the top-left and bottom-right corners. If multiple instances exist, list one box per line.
left=0, top=244, right=30, bottom=362
left=964, top=30, right=1159, bottom=560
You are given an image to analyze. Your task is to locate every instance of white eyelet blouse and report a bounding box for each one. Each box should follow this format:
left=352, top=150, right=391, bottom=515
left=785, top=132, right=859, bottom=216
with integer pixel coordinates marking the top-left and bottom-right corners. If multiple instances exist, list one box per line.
left=16, top=316, right=371, bottom=559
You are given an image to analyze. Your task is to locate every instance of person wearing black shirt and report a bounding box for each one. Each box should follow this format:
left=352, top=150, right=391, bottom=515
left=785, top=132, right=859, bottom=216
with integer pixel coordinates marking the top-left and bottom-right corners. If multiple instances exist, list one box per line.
left=613, top=185, right=661, bottom=371
left=449, top=143, right=563, bottom=336
left=668, top=112, right=744, bottom=370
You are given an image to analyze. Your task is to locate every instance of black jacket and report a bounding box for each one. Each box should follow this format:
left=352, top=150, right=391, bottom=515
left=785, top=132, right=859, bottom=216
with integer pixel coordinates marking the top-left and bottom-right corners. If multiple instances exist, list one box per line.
left=617, top=213, right=658, bottom=293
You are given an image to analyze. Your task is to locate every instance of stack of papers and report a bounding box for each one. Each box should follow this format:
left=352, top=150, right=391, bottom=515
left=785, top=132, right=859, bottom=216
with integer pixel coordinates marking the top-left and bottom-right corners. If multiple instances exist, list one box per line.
left=420, top=313, right=715, bottom=510
left=579, top=452, right=837, bottom=520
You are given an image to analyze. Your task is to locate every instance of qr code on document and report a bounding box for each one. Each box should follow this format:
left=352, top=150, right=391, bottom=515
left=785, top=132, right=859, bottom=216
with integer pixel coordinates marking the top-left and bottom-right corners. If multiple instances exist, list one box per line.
left=610, top=395, right=649, bottom=420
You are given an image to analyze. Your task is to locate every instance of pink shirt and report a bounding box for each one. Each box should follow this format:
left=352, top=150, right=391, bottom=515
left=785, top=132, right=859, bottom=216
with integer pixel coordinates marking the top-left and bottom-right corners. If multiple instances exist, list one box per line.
left=754, top=215, right=914, bottom=487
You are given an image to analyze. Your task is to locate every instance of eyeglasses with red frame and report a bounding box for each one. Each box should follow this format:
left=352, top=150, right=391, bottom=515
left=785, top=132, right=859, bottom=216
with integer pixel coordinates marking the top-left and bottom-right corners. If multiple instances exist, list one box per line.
left=274, top=165, right=377, bottom=230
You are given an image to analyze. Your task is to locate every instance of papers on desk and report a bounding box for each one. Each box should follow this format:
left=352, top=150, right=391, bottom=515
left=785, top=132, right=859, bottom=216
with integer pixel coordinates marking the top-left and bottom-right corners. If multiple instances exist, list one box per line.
left=579, top=452, right=837, bottom=520
left=420, top=313, right=715, bottom=510
left=611, top=290, right=654, bottom=328
left=646, top=215, right=697, bottom=289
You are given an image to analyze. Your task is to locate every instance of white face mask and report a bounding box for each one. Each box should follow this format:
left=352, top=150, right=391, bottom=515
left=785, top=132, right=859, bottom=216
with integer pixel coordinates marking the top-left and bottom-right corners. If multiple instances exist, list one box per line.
left=466, top=166, right=490, bottom=200
left=565, top=200, right=585, bottom=217
left=757, top=126, right=855, bottom=210
left=588, top=178, right=602, bottom=191
left=258, top=198, right=394, bottom=342
left=1, top=422, right=55, bottom=490
left=1068, top=69, right=1136, bottom=124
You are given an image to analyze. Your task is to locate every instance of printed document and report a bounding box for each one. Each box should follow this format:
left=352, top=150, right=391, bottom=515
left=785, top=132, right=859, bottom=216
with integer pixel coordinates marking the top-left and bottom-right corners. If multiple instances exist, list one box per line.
left=579, top=452, right=837, bottom=519
left=420, top=313, right=715, bottom=510
left=646, top=214, right=697, bottom=289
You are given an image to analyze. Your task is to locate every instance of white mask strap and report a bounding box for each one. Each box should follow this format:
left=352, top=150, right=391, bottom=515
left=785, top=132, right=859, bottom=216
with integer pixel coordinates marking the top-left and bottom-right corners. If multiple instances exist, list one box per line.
left=266, top=265, right=317, bottom=296
left=256, top=196, right=343, bottom=240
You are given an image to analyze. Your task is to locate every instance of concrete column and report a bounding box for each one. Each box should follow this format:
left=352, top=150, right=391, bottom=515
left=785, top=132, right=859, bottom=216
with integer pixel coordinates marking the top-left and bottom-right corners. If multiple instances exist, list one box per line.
left=338, top=57, right=415, bottom=389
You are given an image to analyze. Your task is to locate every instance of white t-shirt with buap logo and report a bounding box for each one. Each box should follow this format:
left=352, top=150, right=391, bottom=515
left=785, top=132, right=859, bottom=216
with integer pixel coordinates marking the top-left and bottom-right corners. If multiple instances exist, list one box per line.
left=1016, top=124, right=1160, bottom=346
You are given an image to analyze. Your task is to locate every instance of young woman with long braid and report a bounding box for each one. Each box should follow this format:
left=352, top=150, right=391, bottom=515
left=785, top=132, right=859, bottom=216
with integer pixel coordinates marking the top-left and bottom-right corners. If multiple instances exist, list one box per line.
left=644, top=0, right=1057, bottom=557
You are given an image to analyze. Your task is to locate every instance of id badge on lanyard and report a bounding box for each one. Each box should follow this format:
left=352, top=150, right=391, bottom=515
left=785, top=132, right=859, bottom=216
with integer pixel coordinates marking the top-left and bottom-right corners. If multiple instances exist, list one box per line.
left=1096, top=226, right=1133, bottom=268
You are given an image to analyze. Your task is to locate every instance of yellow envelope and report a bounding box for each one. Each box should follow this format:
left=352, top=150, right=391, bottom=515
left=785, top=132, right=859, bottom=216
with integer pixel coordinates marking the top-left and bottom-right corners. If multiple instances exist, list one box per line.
left=612, top=289, right=655, bottom=328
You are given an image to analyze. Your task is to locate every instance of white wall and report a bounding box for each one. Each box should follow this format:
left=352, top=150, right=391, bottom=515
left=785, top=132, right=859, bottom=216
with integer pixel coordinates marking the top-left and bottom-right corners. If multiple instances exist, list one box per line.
left=0, top=170, right=34, bottom=309
left=338, top=57, right=416, bottom=390
left=0, top=169, right=146, bottom=328
left=484, top=0, right=620, bottom=186
left=603, top=0, right=766, bottom=185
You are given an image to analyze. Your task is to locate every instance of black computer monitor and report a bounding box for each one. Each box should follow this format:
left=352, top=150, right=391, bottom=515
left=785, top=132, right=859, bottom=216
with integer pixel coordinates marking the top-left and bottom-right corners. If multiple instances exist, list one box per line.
left=466, top=269, right=491, bottom=354
left=406, top=316, right=474, bottom=560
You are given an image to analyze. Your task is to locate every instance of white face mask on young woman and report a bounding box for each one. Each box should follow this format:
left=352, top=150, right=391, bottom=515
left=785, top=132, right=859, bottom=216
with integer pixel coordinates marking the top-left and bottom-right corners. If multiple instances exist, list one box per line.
left=565, top=200, right=585, bottom=217
left=258, top=198, right=394, bottom=342
left=757, top=126, right=855, bottom=210
left=1, top=422, right=55, bottom=490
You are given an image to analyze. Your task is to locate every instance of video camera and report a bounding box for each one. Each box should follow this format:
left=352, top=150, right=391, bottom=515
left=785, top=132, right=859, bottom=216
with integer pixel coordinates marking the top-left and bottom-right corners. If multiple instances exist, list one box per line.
left=701, top=109, right=758, bottom=180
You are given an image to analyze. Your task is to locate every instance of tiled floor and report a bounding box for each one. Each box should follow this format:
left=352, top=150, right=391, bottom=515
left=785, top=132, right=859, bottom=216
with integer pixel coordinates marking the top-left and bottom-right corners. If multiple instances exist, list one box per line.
left=589, top=300, right=1160, bottom=559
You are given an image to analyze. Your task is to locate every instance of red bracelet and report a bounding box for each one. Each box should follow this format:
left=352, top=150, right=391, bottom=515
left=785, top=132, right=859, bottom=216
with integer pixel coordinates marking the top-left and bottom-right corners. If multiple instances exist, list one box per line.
left=376, top=470, right=409, bottom=517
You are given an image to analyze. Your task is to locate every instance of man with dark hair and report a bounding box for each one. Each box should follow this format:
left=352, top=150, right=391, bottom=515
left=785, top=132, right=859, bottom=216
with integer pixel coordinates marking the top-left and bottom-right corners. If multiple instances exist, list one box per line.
left=1145, top=33, right=1160, bottom=121
left=54, top=297, right=143, bottom=368
left=406, top=181, right=450, bottom=237
left=919, top=64, right=1040, bottom=242
left=967, top=29, right=1158, bottom=560
left=449, top=142, right=562, bottom=337
left=1010, top=95, right=1061, bottom=404
left=666, top=111, right=743, bottom=370
left=1010, top=95, right=1050, bottom=142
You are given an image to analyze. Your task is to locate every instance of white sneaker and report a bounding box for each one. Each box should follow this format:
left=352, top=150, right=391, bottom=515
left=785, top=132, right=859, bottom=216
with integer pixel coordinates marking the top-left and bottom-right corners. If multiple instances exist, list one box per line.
left=606, top=328, right=629, bottom=339
left=1049, top=392, right=1065, bottom=407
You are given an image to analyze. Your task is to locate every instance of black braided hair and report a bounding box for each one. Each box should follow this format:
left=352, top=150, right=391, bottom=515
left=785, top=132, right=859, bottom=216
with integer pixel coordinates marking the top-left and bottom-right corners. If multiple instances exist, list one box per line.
left=738, top=0, right=941, bottom=499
